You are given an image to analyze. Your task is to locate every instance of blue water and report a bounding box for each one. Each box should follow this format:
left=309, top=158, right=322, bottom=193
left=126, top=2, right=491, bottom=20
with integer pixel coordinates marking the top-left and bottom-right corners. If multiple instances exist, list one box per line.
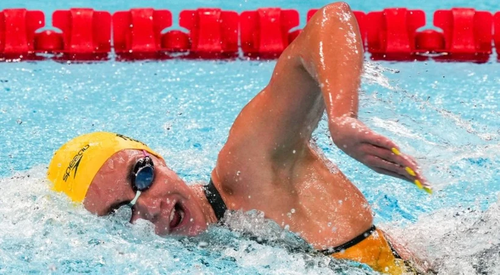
left=1, top=0, right=499, bottom=274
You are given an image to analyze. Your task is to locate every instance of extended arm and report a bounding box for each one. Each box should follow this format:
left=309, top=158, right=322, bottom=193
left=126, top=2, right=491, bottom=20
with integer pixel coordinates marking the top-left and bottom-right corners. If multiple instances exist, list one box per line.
left=301, top=3, right=428, bottom=185
left=220, top=2, right=428, bottom=187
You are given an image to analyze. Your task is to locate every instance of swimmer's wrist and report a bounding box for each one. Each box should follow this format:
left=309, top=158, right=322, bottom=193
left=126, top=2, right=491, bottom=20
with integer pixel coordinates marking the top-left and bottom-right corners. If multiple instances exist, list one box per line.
left=329, top=113, right=359, bottom=130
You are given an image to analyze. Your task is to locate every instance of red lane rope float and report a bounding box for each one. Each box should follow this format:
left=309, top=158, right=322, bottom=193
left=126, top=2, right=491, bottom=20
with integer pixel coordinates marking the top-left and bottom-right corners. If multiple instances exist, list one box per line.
left=40, top=8, right=111, bottom=60
left=113, top=8, right=240, bottom=60
left=365, top=8, right=493, bottom=62
left=0, top=7, right=499, bottom=62
left=240, top=8, right=300, bottom=59
left=113, top=9, right=172, bottom=60
left=0, top=9, right=44, bottom=59
left=177, top=8, right=239, bottom=58
left=433, top=8, right=492, bottom=62
left=366, top=9, right=427, bottom=61
left=494, top=12, right=500, bottom=59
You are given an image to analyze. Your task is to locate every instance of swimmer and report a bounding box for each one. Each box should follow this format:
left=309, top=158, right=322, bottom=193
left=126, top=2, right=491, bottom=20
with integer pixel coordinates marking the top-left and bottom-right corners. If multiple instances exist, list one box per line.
left=47, top=2, right=431, bottom=274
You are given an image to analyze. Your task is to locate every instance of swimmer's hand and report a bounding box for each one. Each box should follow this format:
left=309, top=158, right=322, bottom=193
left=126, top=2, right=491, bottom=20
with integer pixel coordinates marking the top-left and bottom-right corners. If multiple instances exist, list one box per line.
left=329, top=116, right=431, bottom=192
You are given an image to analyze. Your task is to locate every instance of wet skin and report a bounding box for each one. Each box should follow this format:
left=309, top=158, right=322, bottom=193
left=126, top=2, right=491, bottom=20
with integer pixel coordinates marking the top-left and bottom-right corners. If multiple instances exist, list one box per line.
left=83, top=1, right=429, bottom=255
left=84, top=150, right=217, bottom=236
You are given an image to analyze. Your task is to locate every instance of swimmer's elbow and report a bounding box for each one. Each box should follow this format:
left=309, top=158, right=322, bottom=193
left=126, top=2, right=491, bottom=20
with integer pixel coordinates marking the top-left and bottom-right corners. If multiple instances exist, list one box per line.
left=304, top=2, right=358, bottom=42
left=314, top=2, right=353, bottom=22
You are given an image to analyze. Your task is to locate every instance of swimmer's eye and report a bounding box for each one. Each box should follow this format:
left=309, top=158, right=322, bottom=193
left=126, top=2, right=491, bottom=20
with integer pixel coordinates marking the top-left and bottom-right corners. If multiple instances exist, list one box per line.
left=107, top=150, right=157, bottom=215
left=123, top=150, right=156, bottom=209
left=130, top=154, right=155, bottom=191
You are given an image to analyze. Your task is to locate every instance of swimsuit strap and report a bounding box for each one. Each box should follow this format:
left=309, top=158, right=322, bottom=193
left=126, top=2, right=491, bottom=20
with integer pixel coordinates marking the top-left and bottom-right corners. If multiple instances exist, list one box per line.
left=320, top=225, right=377, bottom=254
left=203, top=178, right=228, bottom=221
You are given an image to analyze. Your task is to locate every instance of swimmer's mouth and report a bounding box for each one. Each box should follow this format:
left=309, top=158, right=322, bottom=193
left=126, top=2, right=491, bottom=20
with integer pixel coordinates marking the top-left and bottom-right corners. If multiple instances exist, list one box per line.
left=169, top=203, right=185, bottom=230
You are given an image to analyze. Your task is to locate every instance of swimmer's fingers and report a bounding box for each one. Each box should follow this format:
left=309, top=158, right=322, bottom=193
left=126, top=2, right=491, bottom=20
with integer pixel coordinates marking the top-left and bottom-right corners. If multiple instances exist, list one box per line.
left=366, top=155, right=431, bottom=192
left=364, top=155, right=415, bottom=182
left=363, top=133, right=419, bottom=166
left=363, top=132, right=398, bottom=151
left=363, top=145, right=419, bottom=176
left=388, top=151, right=429, bottom=187
left=361, top=134, right=423, bottom=178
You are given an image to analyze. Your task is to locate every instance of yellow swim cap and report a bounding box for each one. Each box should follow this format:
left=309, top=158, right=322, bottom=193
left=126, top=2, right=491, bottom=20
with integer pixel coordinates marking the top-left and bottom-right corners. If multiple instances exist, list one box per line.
left=47, top=132, right=162, bottom=202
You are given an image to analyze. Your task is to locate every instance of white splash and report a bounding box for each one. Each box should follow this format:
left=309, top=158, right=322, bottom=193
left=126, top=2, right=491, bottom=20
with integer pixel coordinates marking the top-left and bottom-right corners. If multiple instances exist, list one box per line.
left=362, top=62, right=397, bottom=90
left=385, top=200, right=500, bottom=274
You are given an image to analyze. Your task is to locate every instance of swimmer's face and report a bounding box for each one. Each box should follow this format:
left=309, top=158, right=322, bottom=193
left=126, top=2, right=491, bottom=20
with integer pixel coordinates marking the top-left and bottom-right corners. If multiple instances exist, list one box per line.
left=83, top=149, right=209, bottom=236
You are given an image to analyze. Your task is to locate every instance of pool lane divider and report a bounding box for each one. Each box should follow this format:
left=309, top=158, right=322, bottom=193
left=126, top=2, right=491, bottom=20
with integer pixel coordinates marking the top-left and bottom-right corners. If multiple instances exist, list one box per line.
left=0, top=7, right=499, bottom=62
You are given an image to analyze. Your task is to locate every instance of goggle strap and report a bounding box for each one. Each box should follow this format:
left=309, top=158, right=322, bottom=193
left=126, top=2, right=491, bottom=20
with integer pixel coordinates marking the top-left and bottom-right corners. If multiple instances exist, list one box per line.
left=128, top=190, right=142, bottom=207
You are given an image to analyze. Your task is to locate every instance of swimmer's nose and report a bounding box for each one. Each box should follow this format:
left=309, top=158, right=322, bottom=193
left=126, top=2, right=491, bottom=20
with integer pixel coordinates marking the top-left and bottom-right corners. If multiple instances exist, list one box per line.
left=129, top=165, right=182, bottom=226
left=129, top=195, right=162, bottom=223
left=129, top=176, right=172, bottom=223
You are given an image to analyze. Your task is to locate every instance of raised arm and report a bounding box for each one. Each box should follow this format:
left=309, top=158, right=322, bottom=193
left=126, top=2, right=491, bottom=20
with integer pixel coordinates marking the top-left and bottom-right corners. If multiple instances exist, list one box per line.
left=218, top=2, right=429, bottom=188
left=301, top=3, right=429, bottom=186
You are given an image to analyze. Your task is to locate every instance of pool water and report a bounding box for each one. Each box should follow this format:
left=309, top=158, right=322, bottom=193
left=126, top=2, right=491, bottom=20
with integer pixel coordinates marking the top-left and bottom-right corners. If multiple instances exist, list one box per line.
left=1, top=0, right=499, bottom=274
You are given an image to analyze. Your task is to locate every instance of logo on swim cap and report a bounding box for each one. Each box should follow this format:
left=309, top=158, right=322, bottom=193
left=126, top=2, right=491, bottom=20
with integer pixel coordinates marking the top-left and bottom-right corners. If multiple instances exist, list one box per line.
left=116, top=133, right=147, bottom=146
left=63, top=144, right=89, bottom=182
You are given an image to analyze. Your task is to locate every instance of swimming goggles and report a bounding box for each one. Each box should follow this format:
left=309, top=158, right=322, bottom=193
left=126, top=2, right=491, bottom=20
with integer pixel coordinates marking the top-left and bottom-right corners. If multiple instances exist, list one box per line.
left=128, top=150, right=155, bottom=207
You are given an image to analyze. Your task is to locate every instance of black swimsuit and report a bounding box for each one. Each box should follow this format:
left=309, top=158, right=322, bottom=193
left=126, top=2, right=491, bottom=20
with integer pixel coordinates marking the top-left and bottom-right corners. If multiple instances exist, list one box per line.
left=319, top=225, right=377, bottom=254
left=203, top=178, right=228, bottom=221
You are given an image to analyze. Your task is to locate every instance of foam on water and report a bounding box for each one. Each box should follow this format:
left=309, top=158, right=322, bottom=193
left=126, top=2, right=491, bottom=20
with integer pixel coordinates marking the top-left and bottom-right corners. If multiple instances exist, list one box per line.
left=387, top=199, right=500, bottom=274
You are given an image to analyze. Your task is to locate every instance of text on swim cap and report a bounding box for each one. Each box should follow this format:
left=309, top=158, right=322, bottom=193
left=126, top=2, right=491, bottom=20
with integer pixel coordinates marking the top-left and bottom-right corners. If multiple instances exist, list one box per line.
left=116, top=133, right=147, bottom=146
left=63, top=144, right=90, bottom=182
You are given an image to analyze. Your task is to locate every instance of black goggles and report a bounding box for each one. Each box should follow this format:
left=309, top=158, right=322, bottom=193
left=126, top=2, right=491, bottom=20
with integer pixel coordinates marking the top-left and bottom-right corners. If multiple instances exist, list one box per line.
left=128, top=150, right=155, bottom=206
